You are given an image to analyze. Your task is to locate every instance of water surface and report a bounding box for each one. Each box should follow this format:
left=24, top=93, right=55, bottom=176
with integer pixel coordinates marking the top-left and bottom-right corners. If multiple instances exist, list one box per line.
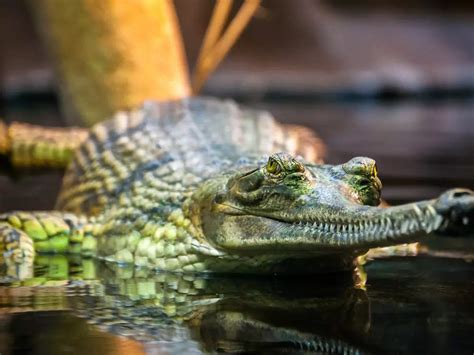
left=0, top=254, right=473, bottom=354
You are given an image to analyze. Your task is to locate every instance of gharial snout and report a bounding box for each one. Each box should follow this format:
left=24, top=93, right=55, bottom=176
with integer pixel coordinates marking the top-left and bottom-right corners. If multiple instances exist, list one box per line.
left=434, top=188, right=474, bottom=236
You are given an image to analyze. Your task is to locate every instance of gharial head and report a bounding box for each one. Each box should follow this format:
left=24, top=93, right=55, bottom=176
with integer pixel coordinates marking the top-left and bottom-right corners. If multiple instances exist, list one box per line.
left=189, top=152, right=474, bottom=257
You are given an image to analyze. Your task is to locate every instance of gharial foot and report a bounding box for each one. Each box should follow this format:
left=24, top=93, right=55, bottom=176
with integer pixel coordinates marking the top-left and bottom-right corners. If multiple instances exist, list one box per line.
left=0, top=222, right=35, bottom=265
left=0, top=211, right=90, bottom=267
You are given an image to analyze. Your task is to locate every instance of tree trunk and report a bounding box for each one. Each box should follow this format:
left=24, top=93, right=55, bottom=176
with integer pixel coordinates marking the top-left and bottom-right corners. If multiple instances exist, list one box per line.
left=30, top=0, right=190, bottom=126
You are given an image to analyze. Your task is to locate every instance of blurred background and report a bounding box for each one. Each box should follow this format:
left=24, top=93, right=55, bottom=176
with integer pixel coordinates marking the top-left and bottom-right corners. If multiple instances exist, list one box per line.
left=1, top=0, right=473, bottom=211
left=1, top=3, right=474, bottom=354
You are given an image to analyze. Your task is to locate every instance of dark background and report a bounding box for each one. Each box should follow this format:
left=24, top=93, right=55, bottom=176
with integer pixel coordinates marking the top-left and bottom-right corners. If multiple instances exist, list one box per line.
left=1, top=0, right=474, bottom=211
left=1, top=2, right=474, bottom=354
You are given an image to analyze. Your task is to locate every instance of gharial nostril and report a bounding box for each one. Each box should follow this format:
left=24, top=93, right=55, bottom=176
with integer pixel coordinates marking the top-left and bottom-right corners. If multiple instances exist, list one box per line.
left=436, top=188, right=474, bottom=213
left=449, top=188, right=474, bottom=199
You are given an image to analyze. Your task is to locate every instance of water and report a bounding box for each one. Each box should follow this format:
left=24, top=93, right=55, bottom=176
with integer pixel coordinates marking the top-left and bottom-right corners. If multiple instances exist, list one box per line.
left=0, top=255, right=473, bottom=354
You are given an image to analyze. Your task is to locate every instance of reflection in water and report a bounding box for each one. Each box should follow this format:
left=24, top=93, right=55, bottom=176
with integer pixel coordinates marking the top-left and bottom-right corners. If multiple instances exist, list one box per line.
left=0, top=256, right=373, bottom=354
left=1, top=255, right=474, bottom=354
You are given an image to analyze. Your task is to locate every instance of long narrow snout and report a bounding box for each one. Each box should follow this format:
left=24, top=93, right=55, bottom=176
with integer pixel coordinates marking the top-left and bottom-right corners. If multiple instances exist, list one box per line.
left=280, top=188, right=474, bottom=250
left=215, top=188, right=474, bottom=253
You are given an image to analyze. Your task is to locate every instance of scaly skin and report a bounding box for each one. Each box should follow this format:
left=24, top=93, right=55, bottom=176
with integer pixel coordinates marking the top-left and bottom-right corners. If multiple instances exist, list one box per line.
left=0, top=121, right=88, bottom=168
left=0, top=97, right=473, bottom=274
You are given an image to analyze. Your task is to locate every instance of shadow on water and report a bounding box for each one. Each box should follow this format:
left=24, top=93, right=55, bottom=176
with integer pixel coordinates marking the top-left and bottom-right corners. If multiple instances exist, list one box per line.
left=0, top=254, right=473, bottom=354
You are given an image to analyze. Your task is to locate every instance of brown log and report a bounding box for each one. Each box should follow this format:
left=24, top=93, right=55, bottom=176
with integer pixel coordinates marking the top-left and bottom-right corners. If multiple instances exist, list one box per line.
left=30, top=0, right=190, bottom=126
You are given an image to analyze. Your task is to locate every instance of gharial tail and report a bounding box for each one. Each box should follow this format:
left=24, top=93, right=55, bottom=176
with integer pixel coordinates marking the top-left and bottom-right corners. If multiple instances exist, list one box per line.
left=0, top=120, right=88, bottom=169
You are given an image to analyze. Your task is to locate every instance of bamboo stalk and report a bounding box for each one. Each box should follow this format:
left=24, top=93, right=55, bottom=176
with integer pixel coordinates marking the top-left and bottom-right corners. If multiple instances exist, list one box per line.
left=192, top=0, right=233, bottom=91
left=192, top=0, right=261, bottom=94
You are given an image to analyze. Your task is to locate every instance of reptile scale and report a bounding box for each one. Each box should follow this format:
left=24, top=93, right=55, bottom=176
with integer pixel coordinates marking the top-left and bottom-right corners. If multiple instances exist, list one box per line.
left=1, top=97, right=473, bottom=274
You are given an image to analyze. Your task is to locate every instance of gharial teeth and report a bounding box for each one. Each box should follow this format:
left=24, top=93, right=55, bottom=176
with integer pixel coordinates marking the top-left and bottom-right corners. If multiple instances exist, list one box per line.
left=298, top=218, right=422, bottom=236
left=413, top=205, right=423, bottom=218
left=427, top=205, right=437, bottom=218
left=379, top=219, right=385, bottom=230
left=401, top=220, right=410, bottom=234
left=375, top=219, right=382, bottom=233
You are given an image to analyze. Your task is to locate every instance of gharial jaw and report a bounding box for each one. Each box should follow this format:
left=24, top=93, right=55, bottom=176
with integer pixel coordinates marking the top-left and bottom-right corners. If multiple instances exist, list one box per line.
left=209, top=192, right=468, bottom=251
left=189, top=153, right=474, bottom=266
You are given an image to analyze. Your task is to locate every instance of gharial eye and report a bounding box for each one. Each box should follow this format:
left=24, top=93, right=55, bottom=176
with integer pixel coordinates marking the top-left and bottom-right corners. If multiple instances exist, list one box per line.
left=266, top=158, right=281, bottom=174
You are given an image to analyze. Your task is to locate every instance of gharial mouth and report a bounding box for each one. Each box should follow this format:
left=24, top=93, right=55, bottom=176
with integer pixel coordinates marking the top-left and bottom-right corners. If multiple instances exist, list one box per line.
left=214, top=201, right=305, bottom=224
left=205, top=188, right=474, bottom=254
left=213, top=198, right=465, bottom=248
left=217, top=198, right=432, bottom=227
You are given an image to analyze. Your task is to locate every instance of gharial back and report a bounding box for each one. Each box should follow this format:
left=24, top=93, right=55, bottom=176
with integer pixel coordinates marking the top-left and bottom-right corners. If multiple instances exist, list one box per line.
left=56, top=97, right=324, bottom=216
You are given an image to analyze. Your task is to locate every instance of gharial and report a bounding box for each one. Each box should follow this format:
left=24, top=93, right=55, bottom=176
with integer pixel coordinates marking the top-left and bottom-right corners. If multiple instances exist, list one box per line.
left=0, top=97, right=473, bottom=274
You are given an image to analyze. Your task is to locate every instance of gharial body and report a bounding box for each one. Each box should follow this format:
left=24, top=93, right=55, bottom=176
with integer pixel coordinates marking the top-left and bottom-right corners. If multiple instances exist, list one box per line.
left=1, top=97, right=473, bottom=274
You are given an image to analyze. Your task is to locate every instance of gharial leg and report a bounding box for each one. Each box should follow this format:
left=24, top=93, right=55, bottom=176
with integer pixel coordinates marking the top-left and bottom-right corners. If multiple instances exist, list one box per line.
left=0, top=120, right=88, bottom=169
left=0, top=211, right=96, bottom=267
